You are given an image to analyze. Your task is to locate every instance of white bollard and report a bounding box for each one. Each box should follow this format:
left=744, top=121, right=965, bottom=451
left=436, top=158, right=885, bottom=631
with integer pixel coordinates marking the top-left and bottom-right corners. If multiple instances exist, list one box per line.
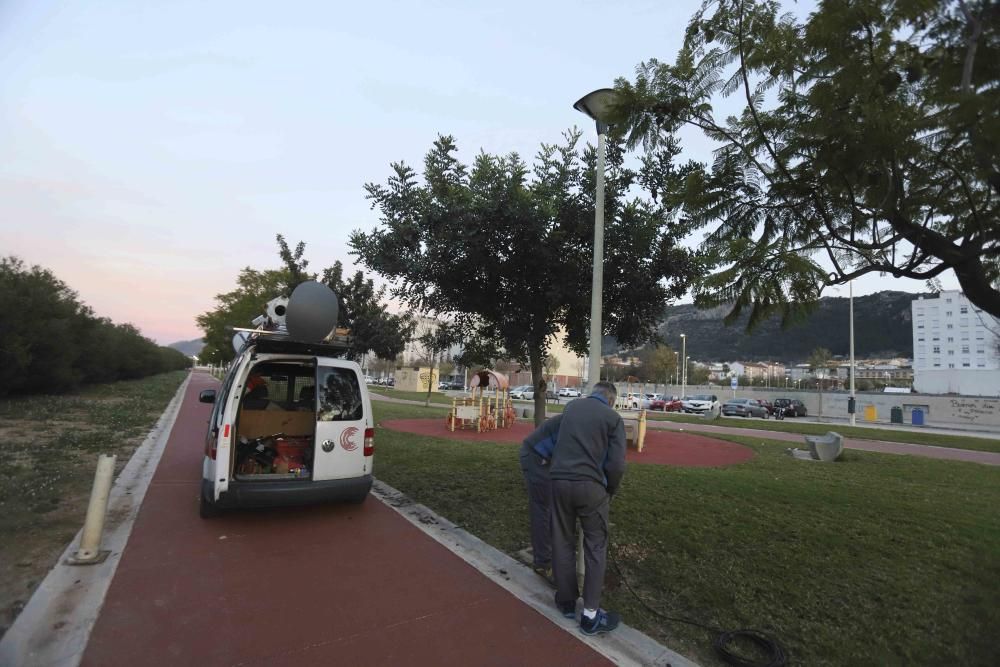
left=67, top=454, right=116, bottom=565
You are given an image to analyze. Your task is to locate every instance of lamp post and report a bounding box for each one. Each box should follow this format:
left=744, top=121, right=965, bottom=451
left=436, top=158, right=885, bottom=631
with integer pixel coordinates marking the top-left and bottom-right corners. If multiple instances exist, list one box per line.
left=674, top=351, right=679, bottom=387
left=849, top=280, right=857, bottom=426
left=574, top=88, right=617, bottom=393
left=680, top=333, right=687, bottom=398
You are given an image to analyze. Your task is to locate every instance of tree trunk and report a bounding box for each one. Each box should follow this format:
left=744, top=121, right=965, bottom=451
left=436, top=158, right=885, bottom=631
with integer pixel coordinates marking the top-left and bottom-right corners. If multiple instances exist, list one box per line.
left=529, top=346, right=546, bottom=427
left=425, top=355, right=435, bottom=407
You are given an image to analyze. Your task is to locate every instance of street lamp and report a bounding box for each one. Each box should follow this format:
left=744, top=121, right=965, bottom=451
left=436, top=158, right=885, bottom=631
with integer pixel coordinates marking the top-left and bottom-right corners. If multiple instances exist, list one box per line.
left=574, top=87, right=618, bottom=393
left=849, top=279, right=857, bottom=426
left=680, top=333, right=687, bottom=398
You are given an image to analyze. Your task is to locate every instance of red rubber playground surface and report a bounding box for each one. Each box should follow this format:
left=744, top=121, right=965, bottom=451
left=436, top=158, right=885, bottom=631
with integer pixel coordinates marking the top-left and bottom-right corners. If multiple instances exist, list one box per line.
left=381, top=419, right=755, bottom=467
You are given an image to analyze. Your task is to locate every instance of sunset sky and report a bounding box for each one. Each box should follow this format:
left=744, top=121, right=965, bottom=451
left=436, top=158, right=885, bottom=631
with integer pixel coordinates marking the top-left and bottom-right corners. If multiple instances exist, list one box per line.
left=0, top=0, right=957, bottom=344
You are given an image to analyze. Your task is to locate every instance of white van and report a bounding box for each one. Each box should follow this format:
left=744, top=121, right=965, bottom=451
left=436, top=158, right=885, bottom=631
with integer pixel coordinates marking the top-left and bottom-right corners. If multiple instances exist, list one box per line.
left=198, top=336, right=374, bottom=517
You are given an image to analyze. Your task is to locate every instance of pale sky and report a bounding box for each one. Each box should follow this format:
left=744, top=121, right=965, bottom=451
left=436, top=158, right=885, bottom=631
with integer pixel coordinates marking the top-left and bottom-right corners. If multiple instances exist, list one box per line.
left=0, top=0, right=957, bottom=344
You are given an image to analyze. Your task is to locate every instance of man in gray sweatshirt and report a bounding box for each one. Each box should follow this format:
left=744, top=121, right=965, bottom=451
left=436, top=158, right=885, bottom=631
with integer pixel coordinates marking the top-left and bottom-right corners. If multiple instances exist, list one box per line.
left=549, top=381, right=627, bottom=635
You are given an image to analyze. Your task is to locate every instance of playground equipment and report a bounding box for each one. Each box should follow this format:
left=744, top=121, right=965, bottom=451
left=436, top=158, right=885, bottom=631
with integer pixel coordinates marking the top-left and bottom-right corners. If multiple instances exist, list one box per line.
left=447, top=369, right=517, bottom=432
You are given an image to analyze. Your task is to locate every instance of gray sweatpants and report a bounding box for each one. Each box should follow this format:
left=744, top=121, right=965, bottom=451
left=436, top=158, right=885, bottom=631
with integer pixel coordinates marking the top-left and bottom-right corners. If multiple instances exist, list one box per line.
left=551, top=479, right=609, bottom=611
left=519, top=449, right=552, bottom=567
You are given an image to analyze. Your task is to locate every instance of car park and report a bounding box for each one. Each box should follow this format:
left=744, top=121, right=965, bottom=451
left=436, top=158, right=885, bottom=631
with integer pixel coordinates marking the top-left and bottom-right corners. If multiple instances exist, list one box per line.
left=681, top=394, right=720, bottom=414
left=772, top=398, right=808, bottom=417
left=721, top=398, right=769, bottom=418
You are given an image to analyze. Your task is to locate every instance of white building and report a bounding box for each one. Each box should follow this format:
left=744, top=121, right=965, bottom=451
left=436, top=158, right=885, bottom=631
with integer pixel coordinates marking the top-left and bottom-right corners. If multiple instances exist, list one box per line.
left=912, top=291, right=1000, bottom=396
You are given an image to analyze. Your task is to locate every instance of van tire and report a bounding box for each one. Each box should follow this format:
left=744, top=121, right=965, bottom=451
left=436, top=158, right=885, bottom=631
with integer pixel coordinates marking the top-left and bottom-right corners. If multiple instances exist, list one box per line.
left=199, top=494, right=222, bottom=518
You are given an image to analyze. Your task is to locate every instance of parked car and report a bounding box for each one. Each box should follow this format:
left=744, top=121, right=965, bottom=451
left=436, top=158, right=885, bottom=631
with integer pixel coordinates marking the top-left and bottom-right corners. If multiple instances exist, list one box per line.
left=650, top=395, right=683, bottom=412
left=446, top=381, right=465, bottom=390
left=772, top=398, right=808, bottom=417
left=758, top=399, right=775, bottom=415
left=722, top=398, right=769, bottom=418
left=623, top=392, right=652, bottom=409
left=510, top=385, right=531, bottom=400
left=681, top=394, right=720, bottom=414
left=558, top=387, right=582, bottom=398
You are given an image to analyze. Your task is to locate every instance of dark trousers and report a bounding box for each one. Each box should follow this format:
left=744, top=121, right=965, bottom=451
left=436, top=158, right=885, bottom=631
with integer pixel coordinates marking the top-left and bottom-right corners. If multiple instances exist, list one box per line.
left=551, top=479, right=609, bottom=611
left=519, top=450, right=552, bottom=567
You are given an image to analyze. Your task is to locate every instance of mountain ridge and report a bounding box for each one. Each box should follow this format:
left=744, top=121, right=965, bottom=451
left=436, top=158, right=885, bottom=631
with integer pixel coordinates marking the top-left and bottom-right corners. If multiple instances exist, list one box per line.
left=655, top=290, right=919, bottom=363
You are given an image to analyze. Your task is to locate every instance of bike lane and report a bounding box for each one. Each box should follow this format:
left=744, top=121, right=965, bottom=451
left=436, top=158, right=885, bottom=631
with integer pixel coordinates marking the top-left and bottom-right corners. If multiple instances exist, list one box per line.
left=81, top=373, right=610, bottom=666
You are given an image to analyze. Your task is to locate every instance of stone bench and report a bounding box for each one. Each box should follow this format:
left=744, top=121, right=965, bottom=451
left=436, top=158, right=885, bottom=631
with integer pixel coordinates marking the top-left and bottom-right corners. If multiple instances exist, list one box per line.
left=803, top=432, right=844, bottom=462
left=701, top=404, right=721, bottom=421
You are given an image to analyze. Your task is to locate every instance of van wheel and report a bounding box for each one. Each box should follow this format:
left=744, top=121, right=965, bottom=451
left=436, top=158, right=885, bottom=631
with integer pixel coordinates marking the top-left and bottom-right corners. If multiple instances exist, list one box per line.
left=199, top=494, right=222, bottom=518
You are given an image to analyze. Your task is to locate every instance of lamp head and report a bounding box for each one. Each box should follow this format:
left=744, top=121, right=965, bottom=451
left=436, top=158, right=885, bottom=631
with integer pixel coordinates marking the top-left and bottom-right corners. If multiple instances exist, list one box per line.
left=573, top=88, right=618, bottom=133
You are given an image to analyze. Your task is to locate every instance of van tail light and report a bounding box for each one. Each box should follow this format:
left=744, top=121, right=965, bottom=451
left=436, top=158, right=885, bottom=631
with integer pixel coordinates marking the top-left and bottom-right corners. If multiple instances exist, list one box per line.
left=207, top=424, right=229, bottom=460
left=363, top=428, right=375, bottom=457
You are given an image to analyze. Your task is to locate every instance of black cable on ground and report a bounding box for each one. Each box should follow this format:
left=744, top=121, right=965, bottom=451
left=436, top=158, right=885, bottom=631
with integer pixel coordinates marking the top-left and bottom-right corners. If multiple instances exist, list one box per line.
left=608, top=543, right=787, bottom=667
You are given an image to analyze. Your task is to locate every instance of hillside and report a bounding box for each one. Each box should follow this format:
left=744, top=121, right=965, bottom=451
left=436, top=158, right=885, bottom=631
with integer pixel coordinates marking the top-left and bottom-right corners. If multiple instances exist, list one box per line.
left=657, top=291, right=919, bottom=362
left=168, top=338, right=205, bottom=357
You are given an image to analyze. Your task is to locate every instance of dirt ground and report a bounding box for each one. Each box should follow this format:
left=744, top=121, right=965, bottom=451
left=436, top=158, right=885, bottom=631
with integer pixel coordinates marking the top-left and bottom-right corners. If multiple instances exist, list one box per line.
left=0, top=372, right=186, bottom=638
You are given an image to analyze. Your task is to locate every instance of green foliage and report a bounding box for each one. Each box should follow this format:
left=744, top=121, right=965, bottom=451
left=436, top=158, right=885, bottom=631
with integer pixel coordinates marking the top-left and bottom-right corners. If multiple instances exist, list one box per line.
left=0, top=257, right=191, bottom=397
left=195, top=265, right=292, bottom=365
left=808, top=346, right=834, bottom=373
left=352, top=131, right=700, bottom=421
left=197, top=236, right=414, bottom=365
left=615, top=0, right=1000, bottom=323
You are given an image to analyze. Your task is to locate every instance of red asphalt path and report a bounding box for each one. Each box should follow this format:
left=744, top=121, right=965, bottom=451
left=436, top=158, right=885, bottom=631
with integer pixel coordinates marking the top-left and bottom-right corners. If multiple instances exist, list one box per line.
left=82, top=373, right=610, bottom=667
left=382, top=418, right=755, bottom=467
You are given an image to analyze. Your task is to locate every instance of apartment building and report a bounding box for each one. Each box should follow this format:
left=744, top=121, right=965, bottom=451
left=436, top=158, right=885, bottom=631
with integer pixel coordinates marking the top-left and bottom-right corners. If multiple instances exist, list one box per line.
left=912, top=291, right=1000, bottom=396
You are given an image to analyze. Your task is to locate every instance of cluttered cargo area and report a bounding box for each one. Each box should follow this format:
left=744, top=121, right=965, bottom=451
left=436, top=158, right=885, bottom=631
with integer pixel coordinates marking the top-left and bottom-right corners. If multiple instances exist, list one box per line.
left=233, top=362, right=316, bottom=481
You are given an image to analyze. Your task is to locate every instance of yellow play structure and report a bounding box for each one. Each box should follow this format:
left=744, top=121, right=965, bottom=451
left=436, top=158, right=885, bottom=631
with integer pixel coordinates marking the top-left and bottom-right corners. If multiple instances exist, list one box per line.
left=447, top=369, right=516, bottom=432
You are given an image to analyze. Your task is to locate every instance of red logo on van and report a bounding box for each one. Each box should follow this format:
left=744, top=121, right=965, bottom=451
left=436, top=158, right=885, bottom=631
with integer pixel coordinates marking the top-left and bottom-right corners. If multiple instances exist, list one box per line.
left=340, top=427, right=359, bottom=452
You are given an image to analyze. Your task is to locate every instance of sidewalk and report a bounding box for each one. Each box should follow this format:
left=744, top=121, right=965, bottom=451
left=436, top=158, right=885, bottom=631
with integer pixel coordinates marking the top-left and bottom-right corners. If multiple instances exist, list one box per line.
left=644, top=419, right=1000, bottom=466
left=78, top=374, right=618, bottom=666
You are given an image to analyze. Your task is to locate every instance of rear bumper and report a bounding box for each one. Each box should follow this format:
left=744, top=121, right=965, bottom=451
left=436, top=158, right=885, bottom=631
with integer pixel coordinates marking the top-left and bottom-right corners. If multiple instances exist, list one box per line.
left=204, top=475, right=372, bottom=509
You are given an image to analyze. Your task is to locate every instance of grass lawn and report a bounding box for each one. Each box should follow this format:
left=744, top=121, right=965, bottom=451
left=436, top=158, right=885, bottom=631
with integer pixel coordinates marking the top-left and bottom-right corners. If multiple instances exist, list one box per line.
left=644, top=411, right=1000, bottom=453
left=368, top=386, right=455, bottom=405
left=0, top=371, right=187, bottom=638
left=372, top=401, right=1000, bottom=666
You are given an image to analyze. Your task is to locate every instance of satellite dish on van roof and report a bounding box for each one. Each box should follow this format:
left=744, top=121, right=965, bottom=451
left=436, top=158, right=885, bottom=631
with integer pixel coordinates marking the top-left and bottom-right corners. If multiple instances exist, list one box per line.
left=285, top=280, right=340, bottom=342
left=232, top=331, right=249, bottom=353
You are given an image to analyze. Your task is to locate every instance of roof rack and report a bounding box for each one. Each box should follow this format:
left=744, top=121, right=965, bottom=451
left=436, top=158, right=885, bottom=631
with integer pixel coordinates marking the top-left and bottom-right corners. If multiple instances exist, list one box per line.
left=233, top=327, right=354, bottom=359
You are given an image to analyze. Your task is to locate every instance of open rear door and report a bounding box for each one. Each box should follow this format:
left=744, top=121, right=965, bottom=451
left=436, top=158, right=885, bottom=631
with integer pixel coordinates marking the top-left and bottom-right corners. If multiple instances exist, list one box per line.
left=312, top=362, right=369, bottom=480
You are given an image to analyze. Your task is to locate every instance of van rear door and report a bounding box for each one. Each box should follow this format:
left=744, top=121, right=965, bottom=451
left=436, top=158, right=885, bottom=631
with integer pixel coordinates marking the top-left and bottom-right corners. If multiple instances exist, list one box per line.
left=312, top=363, right=369, bottom=480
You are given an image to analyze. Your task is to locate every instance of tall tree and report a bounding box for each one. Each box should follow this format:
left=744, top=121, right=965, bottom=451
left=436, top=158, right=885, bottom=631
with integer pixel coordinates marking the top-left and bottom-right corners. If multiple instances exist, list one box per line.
left=615, top=0, right=1000, bottom=324
left=198, top=237, right=414, bottom=364
left=352, top=132, right=699, bottom=424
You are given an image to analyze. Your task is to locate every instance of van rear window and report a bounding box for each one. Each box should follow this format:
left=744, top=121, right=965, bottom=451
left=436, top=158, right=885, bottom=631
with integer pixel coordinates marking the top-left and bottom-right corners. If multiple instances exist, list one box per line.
left=318, top=367, right=363, bottom=421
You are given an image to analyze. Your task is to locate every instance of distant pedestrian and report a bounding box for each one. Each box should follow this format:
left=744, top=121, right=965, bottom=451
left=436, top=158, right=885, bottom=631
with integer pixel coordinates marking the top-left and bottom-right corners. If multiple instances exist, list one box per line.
left=549, top=381, right=626, bottom=635
left=519, top=413, right=563, bottom=580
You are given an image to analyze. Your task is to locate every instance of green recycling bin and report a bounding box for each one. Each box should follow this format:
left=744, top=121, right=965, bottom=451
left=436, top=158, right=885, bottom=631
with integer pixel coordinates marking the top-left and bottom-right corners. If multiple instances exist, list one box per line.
left=890, top=406, right=903, bottom=424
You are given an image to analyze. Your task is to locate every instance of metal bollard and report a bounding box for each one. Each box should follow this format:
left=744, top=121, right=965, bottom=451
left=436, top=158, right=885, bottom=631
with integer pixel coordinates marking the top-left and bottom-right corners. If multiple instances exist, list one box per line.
left=576, top=523, right=585, bottom=591
left=66, top=454, right=116, bottom=565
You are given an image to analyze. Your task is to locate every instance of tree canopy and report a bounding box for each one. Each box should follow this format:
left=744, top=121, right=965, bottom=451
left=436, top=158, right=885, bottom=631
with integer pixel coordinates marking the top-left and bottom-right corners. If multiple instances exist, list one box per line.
left=197, top=237, right=414, bottom=364
left=0, top=256, right=190, bottom=396
left=614, top=0, right=1000, bottom=325
left=351, top=131, right=700, bottom=422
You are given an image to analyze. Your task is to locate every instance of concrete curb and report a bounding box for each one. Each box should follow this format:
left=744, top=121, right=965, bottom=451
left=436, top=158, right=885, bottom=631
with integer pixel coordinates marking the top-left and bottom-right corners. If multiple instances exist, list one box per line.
left=0, top=374, right=190, bottom=667
left=371, top=479, right=698, bottom=667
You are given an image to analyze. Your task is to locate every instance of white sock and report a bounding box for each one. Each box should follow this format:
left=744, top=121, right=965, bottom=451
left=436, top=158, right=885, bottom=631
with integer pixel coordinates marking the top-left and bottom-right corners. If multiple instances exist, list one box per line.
left=582, top=608, right=597, bottom=620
